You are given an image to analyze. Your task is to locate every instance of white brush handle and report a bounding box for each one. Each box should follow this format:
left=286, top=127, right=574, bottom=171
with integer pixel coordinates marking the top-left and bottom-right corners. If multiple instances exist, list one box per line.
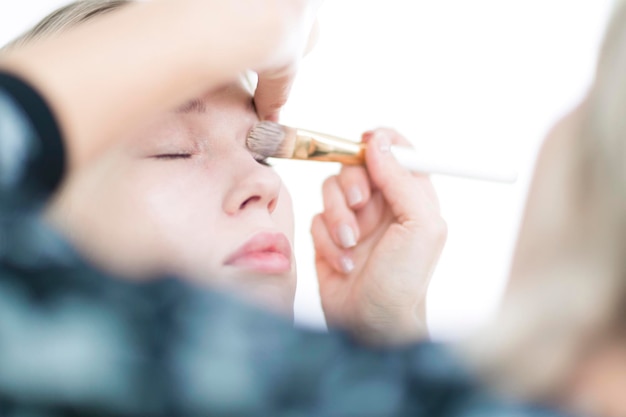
left=390, top=146, right=518, bottom=183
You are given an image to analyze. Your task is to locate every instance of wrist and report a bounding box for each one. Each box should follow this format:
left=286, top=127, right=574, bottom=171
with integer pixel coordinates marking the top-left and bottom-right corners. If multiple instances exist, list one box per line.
left=350, top=304, right=429, bottom=347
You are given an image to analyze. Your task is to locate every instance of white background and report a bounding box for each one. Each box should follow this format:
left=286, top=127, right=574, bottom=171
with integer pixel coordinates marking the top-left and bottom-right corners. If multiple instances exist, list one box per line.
left=0, top=1, right=615, bottom=339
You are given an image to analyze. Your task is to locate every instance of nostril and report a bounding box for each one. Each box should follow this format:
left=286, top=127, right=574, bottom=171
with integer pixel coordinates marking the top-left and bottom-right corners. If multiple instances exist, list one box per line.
left=240, top=195, right=261, bottom=210
left=267, top=198, right=277, bottom=213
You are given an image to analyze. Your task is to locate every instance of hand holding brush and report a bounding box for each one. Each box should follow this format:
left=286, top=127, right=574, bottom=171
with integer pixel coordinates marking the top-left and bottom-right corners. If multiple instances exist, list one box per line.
left=309, top=128, right=447, bottom=345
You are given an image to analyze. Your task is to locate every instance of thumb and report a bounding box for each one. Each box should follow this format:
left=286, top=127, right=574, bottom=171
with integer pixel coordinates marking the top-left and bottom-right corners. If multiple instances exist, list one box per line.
left=364, top=129, right=425, bottom=225
left=254, top=19, right=319, bottom=121
left=254, top=65, right=297, bottom=122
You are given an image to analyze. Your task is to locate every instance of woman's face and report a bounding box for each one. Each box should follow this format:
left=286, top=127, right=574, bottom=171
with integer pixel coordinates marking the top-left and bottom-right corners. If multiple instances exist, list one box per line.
left=48, top=80, right=297, bottom=316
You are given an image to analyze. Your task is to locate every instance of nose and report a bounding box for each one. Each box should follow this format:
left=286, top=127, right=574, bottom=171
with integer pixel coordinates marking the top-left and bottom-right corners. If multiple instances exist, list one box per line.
left=223, top=157, right=282, bottom=216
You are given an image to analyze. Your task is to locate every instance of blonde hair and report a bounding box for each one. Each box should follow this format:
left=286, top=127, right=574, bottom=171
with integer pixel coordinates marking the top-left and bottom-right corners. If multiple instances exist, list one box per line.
left=462, top=1, right=626, bottom=401
left=2, top=0, right=131, bottom=52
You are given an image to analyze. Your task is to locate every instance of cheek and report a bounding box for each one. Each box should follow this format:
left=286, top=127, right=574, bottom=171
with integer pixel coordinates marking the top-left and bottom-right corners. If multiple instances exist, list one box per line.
left=48, top=155, right=202, bottom=276
left=124, top=166, right=232, bottom=278
left=132, top=163, right=225, bottom=250
left=53, top=155, right=145, bottom=238
left=274, top=185, right=295, bottom=240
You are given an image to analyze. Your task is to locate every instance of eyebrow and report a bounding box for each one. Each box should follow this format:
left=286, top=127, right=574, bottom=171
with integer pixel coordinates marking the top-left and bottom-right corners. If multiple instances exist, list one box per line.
left=176, top=98, right=206, bottom=114
left=176, top=95, right=256, bottom=115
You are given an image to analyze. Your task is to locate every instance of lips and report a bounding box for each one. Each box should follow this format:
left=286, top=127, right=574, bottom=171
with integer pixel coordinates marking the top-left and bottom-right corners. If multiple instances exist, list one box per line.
left=225, top=232, right=292, bottom=274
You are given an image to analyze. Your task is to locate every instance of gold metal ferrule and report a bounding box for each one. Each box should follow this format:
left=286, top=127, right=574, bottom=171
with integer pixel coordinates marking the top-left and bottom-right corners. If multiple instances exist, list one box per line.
left=292, top=129, right=365, bottom=165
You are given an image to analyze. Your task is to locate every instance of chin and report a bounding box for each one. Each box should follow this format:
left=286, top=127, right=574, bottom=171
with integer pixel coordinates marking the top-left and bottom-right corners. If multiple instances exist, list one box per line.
left=191, top=267, right=297, bottom=320
left=241, top=277, right=296, bottom=320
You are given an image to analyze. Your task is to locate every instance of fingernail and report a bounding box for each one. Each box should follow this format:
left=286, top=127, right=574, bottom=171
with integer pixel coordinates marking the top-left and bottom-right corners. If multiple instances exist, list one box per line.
left=374, top=131, right=391, bottom=153
left=337, top=224, right=357, bottom=249
left=264, top=112, right=280, bottom=122
left=347, top=186, right=363, bottom=207
left=340, top=256, right=355, bottom=274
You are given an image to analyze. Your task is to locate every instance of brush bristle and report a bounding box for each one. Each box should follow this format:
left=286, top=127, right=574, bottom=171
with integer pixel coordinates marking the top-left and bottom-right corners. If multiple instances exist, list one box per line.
left=246, top=121, right=296, bottom=159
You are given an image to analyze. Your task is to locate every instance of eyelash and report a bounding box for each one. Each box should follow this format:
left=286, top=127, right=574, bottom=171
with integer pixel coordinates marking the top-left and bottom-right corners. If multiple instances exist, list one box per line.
left=153, top=153, right=271, bottom=166
left=154, top=153, right=193, bottom=160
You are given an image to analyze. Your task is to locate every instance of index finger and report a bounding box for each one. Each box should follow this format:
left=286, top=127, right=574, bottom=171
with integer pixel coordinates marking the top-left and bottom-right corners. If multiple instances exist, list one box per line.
left=254, top=67, right=297, bottom=122
left=254, top=20, right=320, bottom=121
left=338, top=165, right=372, bottom=210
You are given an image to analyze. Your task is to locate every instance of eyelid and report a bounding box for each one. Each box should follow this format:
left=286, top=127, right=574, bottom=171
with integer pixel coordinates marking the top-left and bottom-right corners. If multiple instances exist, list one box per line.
left=149, top=139, right=199, bottom=160
left=153, top=153, right=193, bottom=160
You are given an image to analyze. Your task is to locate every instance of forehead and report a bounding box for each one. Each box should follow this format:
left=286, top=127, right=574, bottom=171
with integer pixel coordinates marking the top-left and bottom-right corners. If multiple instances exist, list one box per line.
left=126, top=79, right=258, bottom=152
left=177, top=78, right=256, bottom=115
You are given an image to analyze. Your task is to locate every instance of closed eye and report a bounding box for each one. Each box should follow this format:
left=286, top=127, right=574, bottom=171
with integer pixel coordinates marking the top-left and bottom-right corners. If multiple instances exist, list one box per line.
left=153, top=153, right=193, bottom=160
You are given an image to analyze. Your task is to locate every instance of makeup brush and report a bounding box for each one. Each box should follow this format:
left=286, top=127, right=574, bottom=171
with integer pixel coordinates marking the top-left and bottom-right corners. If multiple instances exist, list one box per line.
left=247, top=121, right=518, bottom=183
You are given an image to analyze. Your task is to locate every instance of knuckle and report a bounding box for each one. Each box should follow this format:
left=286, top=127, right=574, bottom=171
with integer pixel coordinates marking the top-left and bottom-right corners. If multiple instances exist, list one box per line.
left=322, top=175, right=339, bottom=192
left=425, top=217, right=448, bottom=244
left=257, top=96, right=287, bottom=113
left=350, top=168, right=369, bottom=187
left=322, top=182, right=348, bottom=216
left=310, top=214, right=324, bottom=236
left=379, top=127, right=411, bottom=147
left=267, top=100, right=286, bottom=111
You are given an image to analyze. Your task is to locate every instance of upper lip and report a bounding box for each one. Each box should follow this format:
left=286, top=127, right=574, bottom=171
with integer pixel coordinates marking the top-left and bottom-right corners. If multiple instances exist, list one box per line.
left=225, top=232, right=292, bottom=265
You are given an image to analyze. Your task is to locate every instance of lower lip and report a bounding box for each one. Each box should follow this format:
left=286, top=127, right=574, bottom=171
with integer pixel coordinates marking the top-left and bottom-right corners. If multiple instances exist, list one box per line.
left=227, top=252, right=291, bottom=274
